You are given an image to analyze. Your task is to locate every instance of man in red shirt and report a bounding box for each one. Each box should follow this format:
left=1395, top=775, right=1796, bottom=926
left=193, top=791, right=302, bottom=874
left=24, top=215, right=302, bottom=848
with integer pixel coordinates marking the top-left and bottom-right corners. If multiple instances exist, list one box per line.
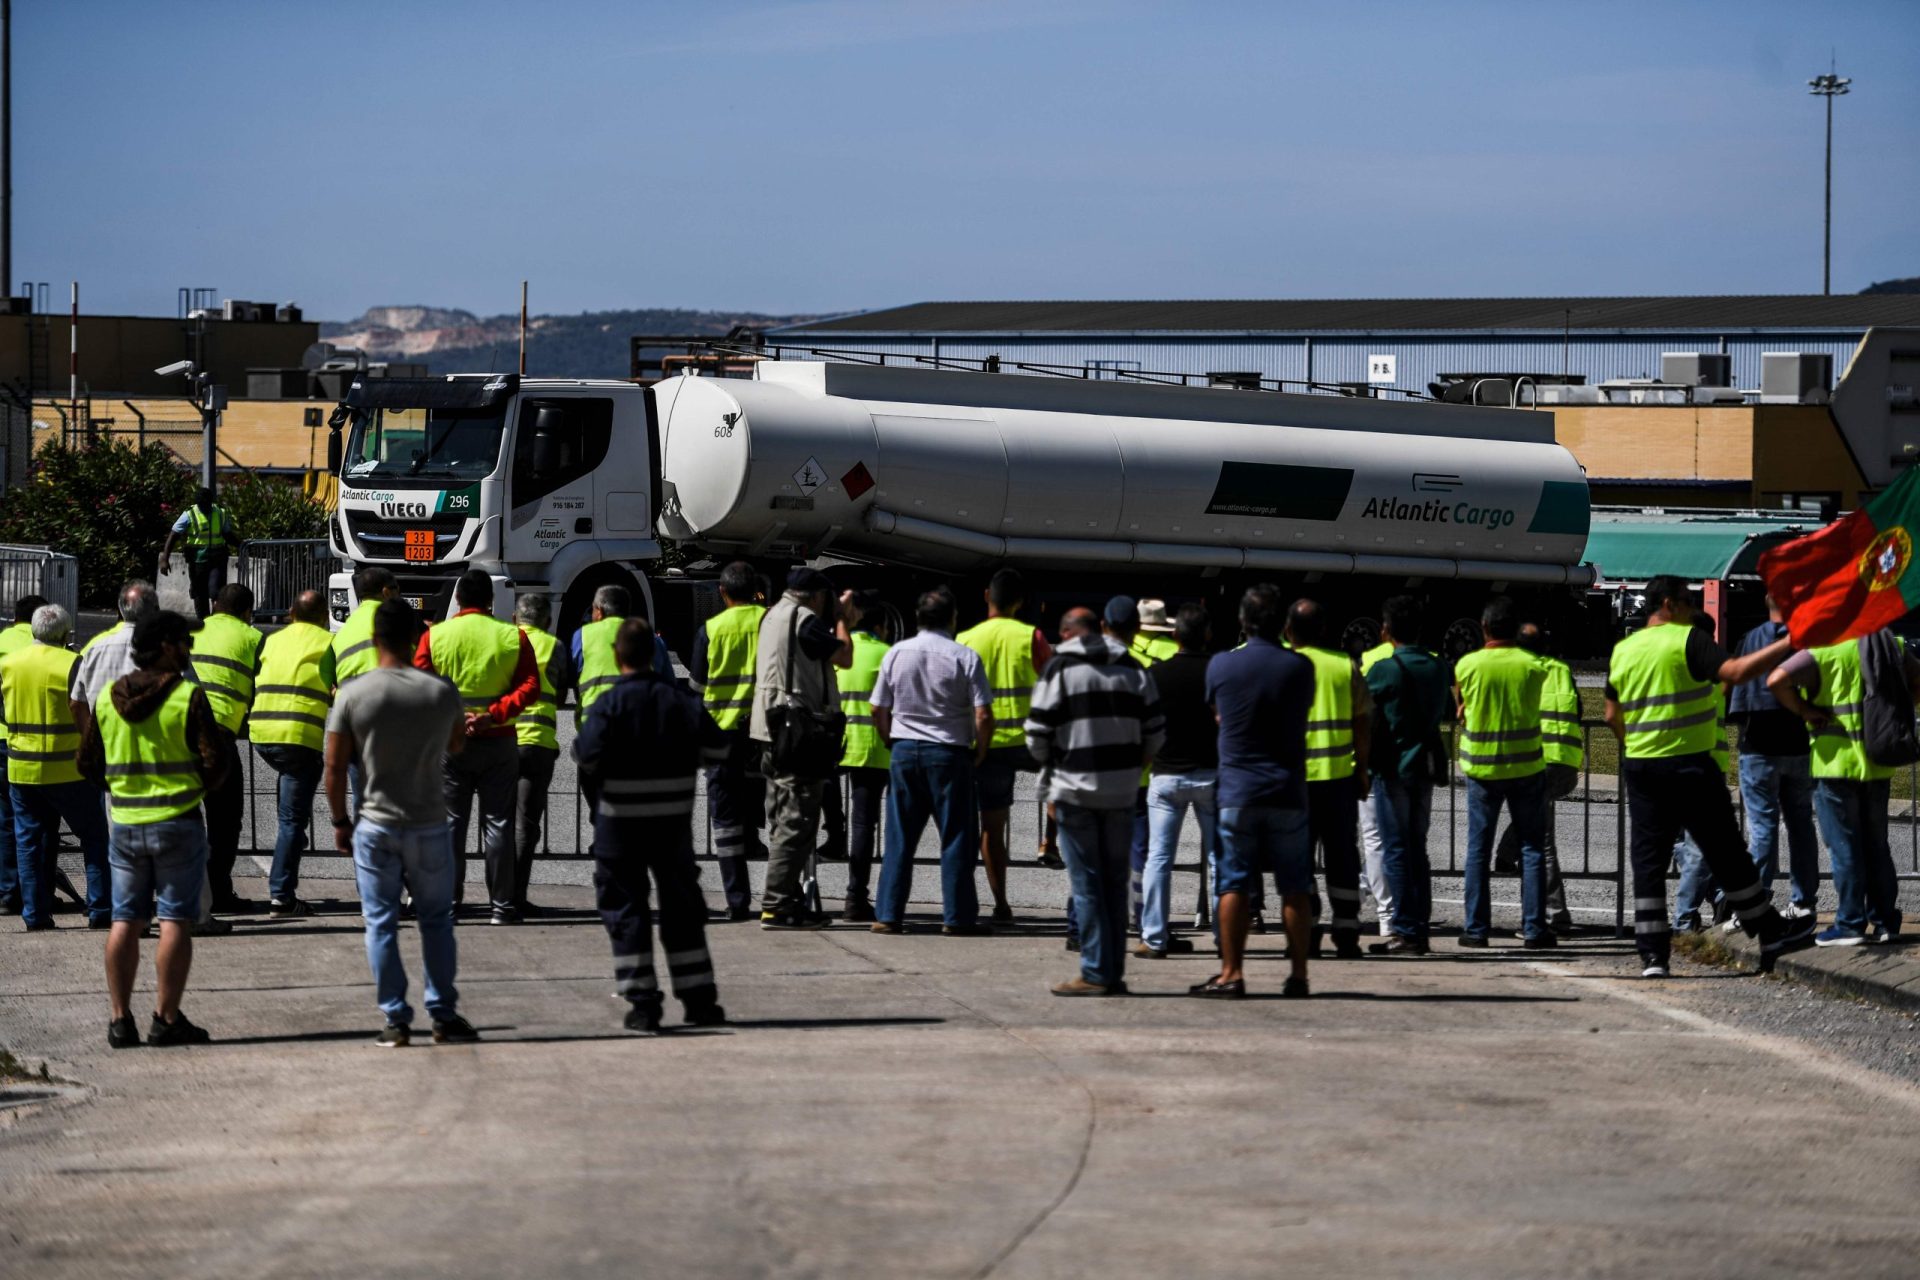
left=414, top=570, right=540, bottom=923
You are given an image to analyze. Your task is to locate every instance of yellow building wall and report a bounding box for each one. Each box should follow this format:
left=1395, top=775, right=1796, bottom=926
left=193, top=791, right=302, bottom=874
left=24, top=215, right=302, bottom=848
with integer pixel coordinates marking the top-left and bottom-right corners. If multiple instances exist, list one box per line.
left=33, top=396, right=330, bottom=475
left=1547, top=403, right=1864, bottom=506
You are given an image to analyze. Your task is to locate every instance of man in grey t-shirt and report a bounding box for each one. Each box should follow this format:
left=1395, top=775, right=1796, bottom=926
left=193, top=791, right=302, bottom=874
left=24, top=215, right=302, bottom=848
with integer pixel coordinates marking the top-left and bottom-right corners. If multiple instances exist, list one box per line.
left=324, top=600, right=475, bottom=1047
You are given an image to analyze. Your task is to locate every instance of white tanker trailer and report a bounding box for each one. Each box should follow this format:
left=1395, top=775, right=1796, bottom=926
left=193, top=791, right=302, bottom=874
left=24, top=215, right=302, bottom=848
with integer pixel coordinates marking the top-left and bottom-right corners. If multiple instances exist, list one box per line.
left=325, top=358, right=1594, bottom=654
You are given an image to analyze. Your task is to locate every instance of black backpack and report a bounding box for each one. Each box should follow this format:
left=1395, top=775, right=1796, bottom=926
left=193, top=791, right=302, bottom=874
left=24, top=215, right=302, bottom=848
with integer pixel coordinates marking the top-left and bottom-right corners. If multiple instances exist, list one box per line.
left=1858, top=630, right=1920, bottom=768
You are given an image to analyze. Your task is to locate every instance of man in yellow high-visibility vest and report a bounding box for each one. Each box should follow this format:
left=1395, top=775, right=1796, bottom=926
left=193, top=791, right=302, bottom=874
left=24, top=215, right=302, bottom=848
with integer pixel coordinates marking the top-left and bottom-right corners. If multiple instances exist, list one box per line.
left=250, top=590, right=336, bottom=917
left=0, top=591, right=48, bottom=917
left=160, top=487, right=242, bottom=620
left=1284, top=598, right=1372, bottom=958
left=689, top=562, right=767, bottom=921
left=78, top=610, right=228, bottom=1047
left=188, top=583, right=263, bottom=914
left=957, top=569, right=1052, bottom=925
left=512, top=592, right=570, bottom=916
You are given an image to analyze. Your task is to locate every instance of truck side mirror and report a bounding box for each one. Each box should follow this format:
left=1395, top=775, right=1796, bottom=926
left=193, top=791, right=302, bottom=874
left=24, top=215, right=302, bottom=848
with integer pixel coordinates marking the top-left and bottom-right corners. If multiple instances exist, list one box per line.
left=327, top=429, right=342, bottom=476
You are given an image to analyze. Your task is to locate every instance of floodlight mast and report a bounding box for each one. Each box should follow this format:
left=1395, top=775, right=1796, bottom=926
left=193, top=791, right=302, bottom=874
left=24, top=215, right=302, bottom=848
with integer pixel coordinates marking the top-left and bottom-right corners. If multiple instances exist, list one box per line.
left=1808, top=68, right=1852, bottom=296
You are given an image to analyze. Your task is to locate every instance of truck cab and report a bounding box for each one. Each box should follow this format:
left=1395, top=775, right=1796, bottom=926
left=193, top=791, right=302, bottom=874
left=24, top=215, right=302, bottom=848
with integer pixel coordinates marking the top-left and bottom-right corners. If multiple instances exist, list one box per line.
left=327, top=373, right=662, bottom=636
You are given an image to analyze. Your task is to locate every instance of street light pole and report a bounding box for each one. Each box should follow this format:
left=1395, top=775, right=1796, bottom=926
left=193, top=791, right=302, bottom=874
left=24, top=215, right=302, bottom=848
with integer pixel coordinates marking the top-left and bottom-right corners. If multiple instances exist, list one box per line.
left=1808, top=68, right=1851, bottom=296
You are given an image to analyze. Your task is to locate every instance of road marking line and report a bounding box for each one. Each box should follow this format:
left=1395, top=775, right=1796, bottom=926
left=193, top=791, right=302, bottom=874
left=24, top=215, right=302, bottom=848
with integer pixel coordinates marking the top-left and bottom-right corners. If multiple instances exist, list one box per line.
left=1524, top=960, right=1920, bottom=1113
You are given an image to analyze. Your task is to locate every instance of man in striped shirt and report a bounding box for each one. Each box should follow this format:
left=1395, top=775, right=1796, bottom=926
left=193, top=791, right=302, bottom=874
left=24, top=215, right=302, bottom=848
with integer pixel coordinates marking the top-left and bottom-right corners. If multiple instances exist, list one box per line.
left=575, top=617, right=731, bottom=1034
left=1027, top=608, right=1164, bottom=996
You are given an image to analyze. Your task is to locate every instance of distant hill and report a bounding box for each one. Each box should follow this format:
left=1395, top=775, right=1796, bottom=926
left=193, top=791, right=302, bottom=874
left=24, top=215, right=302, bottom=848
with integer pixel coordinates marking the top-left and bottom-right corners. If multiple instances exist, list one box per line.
left=320, top=306, right=820, bottom=379
left=1861, top=277, right=1920, bottom=295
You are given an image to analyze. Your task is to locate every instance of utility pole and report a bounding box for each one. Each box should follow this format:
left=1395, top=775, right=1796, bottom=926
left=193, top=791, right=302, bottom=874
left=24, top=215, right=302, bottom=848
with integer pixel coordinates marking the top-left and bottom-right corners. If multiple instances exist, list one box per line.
left=1809, top=65, right=1851, bottom=296
left=518, top=280, right=528, bottom=375
left=2, top=0, right=12, bottom=301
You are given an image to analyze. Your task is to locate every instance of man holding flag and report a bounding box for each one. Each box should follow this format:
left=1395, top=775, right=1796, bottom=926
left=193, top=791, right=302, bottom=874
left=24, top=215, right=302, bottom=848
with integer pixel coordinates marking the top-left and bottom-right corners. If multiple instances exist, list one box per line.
left=1603, top=575, right=1816, bottom=978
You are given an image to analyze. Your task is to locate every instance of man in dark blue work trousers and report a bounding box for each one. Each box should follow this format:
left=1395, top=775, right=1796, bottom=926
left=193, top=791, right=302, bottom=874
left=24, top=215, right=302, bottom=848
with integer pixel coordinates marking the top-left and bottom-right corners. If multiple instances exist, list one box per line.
left=574, top=616, right=731, bottom=1034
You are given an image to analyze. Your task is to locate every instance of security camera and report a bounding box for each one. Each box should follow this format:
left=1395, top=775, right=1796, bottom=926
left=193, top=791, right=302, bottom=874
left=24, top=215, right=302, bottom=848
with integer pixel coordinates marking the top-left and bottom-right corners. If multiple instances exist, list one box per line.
left=154, top=359, right=196, bottom=378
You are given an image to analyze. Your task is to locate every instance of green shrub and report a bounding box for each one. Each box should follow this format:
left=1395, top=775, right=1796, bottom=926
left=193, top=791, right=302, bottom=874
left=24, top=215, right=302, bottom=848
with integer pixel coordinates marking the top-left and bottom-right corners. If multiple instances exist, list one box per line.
left=218, top=474, right=328, bottom=542
left=0, top=439, right=194, bottom=605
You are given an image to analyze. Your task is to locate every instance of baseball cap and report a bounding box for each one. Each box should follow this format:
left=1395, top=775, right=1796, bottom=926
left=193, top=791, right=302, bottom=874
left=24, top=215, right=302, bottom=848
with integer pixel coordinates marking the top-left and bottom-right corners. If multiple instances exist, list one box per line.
left=1103, top=596, right=1140, bottom=631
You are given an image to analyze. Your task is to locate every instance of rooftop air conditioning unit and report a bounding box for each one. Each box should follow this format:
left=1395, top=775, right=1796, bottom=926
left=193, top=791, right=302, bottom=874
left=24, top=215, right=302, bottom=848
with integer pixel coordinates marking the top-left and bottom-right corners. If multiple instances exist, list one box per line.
left=1761, top=352, right=1833, bottom=405
left=1661, top=352, right=1732, bottom=387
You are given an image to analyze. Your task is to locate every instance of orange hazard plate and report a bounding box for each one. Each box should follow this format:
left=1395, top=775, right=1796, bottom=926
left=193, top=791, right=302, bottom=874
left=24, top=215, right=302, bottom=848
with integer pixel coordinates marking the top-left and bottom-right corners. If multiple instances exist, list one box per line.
left=404, top=529, right=435, bottom=562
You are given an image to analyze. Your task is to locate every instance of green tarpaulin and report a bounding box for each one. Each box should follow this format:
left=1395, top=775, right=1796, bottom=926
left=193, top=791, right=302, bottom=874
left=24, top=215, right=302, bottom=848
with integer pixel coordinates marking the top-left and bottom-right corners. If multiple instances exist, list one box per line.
left=1585, top=517, right=1816, bottom=582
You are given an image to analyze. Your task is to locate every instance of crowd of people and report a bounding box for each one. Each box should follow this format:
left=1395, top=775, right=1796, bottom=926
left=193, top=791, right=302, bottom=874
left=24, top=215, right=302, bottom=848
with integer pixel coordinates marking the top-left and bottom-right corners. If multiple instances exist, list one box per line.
left=3, top=555, right=1906, bottom=1046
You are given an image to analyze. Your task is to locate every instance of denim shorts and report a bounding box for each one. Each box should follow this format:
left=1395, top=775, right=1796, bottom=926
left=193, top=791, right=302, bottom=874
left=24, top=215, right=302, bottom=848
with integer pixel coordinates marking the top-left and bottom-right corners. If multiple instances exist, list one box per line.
left=1216, top=805, right=1311, bottom=897
left=974, top=745, right=1029, bottom=812
left=109, top=814, right=209, bottom=923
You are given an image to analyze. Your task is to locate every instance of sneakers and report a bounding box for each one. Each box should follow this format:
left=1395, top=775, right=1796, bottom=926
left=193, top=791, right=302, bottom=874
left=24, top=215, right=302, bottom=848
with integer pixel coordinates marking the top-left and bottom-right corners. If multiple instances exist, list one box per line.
left=1814, top=925, right=1868, bottom=947
left=431, top=1014, right=480, bottom=1044
left=1783, top=901, right=1816, bottom=921
left=683, top=1003, right=728, bottom=1028
left=1762, top=913, right=1819, bottom=962
left=146, top=1011, right=211, bottom=1047
left=1249, top=912, right=1266, bottom=935
left=489, top=907, right=521, bottom=926
left=1456, top=935, right=1489, bottom=949
left=1369, top=935, right=1429, bottom=956
left=624, top=1006, right=662, bottom=1034
left=1131, top=943, right=1167, bottom=959
left=269, top=897, right=313, bottom=919
left=375, top=1024, right=410, bottom=1048
left=107, top=1015, right=141, bottom=1049
left=1641, top=963, right=1670, bottom=979
left=842, top=900, right=876, bottom=923
left=1720, top=917, right=1742, bottom=935
left=761, top=910, right=830, bottom=930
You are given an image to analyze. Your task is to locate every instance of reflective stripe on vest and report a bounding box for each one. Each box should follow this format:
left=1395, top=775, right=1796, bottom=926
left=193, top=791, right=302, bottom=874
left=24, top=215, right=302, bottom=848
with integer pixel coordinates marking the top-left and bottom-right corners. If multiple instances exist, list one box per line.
left=184, top=505, right=226, bottom=549
left=189, top=612, right=262, bottom=735
left=251, top=621, right=335, bottom=751
left=597, top=774, right=698, bottom=819
left=1539, top=657, right=1584, bottom=770
left=1300, top=646, right=1356, bottom=782
left=0, top=643, right=83, bottom=785
left=332, top=601, right=380, bottom=685
left=95, top=679, right=203, bottom=824
left=576, top=616, right=623, bottom=714
left=839, top=631, right=892, bottom=769
left=1607, top=623, right=1719, bottom=761
left=702, top=604, right=765, bottom=731
left=428, top=612, right=522, bottom=713
left=957, top=616, right=1038, bottom=749
left=1808, top=639, right=1898, bottom=781
left=517, top=625, right=560, bottom=751
left=1456, top=645, right=1547, bottom=779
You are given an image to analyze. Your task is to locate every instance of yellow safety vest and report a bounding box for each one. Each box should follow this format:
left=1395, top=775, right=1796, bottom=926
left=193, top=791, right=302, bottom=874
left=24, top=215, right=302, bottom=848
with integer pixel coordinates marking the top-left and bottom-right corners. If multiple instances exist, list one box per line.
left=428, top=612, right=523, bottom=717
left=1608, top=623, right=1721, bottom=761
left=517, top=625, right=560, bottom=751
left=702, top=604, right=764, bottom=732
left=1129, top=633, right=1179, bottom=665
left=576, top=616, right=623, bottom=716
left=1, top=643, right=83, bottom=785
left=1300, top=645, right=1357, bottom=782
left=1359, top=641, right=1394, bottom=676
left=332, top=600, right=380, bottom=686
left=839, top=631, right=892, bottom=769
left=95, top=678, right=204, bottom=825
left=1807, top=639, right=1899, bottom=782
left=189, top=611, right=262, bottom=736
left=1455, top=646, right=1546, bottom=780
left=0, top=621, right=33, bottom=745
left=957, top=616, right=1039, bottom=749
left=1538, top=657, right=1584, bottom=770
left=183, top=505, right=228, bottom=553
left=251, top=621, right=336, bottom=751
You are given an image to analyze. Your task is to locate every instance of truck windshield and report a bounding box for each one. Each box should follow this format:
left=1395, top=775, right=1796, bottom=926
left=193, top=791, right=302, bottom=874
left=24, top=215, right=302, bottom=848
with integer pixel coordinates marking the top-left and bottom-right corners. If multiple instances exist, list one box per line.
left=341, top=406, right=506, bottom=486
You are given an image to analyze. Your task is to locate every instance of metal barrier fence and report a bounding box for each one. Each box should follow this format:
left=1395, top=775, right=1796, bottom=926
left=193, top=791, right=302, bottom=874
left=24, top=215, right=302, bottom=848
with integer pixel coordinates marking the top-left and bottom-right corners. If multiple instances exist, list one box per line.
left=238, top=539, right=338, bottom=621
left=0, top=544, right=80, bottom=620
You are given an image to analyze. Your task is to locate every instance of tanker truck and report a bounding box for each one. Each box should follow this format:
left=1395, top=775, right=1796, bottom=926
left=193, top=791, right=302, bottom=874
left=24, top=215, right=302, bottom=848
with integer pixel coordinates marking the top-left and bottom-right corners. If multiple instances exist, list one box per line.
left=324, top=358, right=1595, bottom=656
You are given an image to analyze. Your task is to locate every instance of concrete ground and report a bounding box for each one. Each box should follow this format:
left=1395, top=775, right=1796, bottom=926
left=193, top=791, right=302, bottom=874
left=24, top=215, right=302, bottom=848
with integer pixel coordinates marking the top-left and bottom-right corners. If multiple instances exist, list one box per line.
left=6, top=870, right=1920, bottom=1279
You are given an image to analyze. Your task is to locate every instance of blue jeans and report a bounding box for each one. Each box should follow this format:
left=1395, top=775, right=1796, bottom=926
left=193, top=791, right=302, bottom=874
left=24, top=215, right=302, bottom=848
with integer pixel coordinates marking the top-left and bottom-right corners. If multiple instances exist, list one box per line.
left=1463, top=772, right=1548, bottom=941
left=13, top=781, right=111, bottom=926
left=1370, top=775, right=1433, bottom=941
left=1672, top=835, right=1714, bottom=927
left=256, top=743, right=324, bottom=901
left=108, top=814, right=207, bottom=924
left=1813, top=777, right=1898, bottom=936
left=1057, top=801, right=1134, bottom=988
left=1738, top=753, right=1819, bottom=909
left=353, top=819, right=460, bottom=1025
left=875, top=739, right=979, bottom=927
left=1143, top=770, right=1216, bottom=950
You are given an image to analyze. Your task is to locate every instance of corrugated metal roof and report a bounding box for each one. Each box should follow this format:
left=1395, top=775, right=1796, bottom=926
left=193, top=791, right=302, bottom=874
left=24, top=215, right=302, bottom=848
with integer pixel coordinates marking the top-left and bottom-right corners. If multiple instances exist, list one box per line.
left=780, top=296, right=1920, bottom=335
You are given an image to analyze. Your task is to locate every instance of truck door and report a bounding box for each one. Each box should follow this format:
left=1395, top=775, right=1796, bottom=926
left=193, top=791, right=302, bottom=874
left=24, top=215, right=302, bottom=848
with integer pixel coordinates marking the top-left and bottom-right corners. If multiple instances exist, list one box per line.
left=507, top=396, right=612, bottom=561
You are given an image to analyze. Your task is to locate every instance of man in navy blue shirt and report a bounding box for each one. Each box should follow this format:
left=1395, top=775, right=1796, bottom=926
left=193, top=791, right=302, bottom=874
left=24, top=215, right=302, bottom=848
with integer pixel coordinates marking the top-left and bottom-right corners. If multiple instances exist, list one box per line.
left=575, top=617, right=731, bottom=1034
left=1191, top=584, right=1316, bottom=1000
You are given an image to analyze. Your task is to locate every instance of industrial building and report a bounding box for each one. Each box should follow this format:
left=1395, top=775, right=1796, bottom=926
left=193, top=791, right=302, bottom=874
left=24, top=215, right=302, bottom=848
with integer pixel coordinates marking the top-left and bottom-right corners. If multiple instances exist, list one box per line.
left=767, top=297, right=1920, bottom=511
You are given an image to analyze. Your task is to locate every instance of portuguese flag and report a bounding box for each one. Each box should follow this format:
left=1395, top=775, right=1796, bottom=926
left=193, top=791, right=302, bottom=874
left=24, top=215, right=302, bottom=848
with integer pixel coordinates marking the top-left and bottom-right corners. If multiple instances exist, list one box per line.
left=1760, top=465, right=1920, bottom=648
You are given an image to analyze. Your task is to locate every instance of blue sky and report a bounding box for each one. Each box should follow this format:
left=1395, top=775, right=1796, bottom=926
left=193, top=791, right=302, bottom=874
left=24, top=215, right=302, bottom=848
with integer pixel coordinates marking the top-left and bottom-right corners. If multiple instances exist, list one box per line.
left=17, top=0, right=1919, bottom=320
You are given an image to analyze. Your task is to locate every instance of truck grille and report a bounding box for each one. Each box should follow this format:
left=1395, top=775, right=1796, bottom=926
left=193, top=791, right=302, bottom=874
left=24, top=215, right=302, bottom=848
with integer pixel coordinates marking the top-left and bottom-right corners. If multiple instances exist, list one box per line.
left=343, top=512, right=469, bottom=563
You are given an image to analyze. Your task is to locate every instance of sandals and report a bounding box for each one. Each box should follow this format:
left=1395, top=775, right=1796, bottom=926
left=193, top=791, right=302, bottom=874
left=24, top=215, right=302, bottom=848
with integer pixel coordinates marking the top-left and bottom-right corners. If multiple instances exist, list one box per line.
left=1187, top=975, right=1246, bottom=999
